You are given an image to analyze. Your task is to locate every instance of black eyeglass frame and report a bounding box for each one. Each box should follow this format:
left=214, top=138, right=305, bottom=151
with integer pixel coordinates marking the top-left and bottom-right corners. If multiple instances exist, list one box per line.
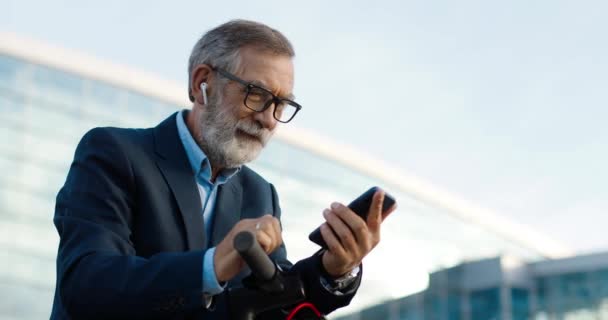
left=211, top=66, right=302, bottom=123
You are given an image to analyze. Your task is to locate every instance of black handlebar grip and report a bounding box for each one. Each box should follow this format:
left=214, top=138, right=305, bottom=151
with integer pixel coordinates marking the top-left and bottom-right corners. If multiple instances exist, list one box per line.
left=234, top=231, right=276, bottom=281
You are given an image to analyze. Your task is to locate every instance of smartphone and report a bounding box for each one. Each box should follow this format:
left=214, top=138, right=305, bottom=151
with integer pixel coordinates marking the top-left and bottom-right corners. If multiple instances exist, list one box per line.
left=308, top=186, right=396, bottom=249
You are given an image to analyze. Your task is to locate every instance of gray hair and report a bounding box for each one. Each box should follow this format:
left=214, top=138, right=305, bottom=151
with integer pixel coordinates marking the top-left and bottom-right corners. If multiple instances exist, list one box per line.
left=187, top=19, right=295, bottom=102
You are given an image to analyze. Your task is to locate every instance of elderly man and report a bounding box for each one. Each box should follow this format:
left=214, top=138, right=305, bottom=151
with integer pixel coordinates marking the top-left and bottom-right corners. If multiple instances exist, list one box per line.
left=51, top=19, right=395, bottom=319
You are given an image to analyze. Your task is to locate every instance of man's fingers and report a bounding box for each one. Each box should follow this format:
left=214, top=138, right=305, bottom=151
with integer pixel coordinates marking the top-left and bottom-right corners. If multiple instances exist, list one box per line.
left=324, top=208, right=358, bottom=253
left=255, top=229, right=274, bottom=253
left=366, top=190, right=384, bottom=232
left=253, top=215, right=282, bottom=253
left=330, top=203, right=369, bottom=247
left=269, top=216, right=283, bottom=246
left=320, top=223, right=346, bottom=256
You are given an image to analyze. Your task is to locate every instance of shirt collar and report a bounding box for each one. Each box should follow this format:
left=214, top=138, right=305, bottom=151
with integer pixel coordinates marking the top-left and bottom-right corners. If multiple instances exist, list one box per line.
left=176, top=109, right=240, bottom=184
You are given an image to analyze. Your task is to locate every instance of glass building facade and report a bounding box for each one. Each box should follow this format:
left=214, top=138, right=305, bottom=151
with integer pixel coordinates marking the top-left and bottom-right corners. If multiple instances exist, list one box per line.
left=0, top=36, right=569, bottom=319
left=336, top=253, right=608, bottom=320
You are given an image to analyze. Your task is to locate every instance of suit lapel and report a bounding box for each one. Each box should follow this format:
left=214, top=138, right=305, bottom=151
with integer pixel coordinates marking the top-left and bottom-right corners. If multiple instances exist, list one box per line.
left=210, top=180, right=242, bottom=246
left=153, top=112, right=206, bottom=251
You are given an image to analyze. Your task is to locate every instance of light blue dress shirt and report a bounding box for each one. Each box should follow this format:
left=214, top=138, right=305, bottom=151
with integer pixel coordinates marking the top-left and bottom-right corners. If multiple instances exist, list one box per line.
left=176, top=110, right=240, bottom=296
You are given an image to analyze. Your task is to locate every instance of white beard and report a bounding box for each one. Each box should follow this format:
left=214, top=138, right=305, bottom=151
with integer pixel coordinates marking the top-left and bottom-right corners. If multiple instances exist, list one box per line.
left=196, top=93, right=274, bottom=169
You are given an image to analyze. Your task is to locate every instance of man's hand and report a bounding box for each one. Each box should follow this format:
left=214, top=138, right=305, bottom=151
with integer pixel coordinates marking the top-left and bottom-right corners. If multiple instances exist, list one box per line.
left=320, top=189, right=397, bottom=277
left=214, top=214, right=282, bottom=282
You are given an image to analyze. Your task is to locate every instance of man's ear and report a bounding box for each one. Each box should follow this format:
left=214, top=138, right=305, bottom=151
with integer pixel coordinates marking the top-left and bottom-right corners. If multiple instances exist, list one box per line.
left=191, top=64, right=213, bottom=105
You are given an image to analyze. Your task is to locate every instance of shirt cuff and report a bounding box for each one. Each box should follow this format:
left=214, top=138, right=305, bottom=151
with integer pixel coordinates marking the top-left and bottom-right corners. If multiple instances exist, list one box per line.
left=202, top=247, right=226, bottom=295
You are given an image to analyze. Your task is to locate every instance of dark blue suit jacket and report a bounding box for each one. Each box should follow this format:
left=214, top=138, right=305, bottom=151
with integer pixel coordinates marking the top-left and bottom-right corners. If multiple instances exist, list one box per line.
left=51, top=113, right=360, bottom=319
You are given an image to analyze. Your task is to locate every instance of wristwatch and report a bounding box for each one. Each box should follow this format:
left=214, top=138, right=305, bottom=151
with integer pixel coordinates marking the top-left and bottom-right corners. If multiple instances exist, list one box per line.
left=316, top=250, right=361, bottom=292
left=320, top=265, right=360, bottom=292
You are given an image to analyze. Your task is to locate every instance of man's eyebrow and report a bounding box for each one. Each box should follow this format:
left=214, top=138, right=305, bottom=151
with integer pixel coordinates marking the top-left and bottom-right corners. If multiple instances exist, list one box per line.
left=249, top=79, right=268, bottom=88
left=249, top=79, right=296, bottom=101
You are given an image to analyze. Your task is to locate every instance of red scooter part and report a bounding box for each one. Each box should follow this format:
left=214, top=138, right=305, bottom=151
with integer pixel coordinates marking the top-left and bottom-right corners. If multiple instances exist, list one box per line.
left=286, top=302, right=324, bottom=320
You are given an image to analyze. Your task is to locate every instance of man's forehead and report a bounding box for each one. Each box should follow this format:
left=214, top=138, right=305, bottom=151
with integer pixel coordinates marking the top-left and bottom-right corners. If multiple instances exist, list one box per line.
left=235, top=49, right=295, bottom=98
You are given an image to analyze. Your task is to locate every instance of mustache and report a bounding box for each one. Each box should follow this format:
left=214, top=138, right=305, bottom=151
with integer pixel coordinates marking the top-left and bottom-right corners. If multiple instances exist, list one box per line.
left=236, top=120, right=272, bottom=145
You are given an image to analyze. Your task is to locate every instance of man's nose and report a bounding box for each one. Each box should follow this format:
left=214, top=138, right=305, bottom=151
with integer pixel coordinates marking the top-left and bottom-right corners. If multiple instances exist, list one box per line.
left=253, top=103, right=278, bottom=131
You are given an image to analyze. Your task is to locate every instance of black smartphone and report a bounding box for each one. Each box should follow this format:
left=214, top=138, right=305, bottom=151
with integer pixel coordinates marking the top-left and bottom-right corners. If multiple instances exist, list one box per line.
left=308, top=186, right=396, bottom=249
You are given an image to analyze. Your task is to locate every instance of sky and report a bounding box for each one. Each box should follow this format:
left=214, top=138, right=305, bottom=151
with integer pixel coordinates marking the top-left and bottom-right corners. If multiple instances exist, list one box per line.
left=2, top=0, right=607, bottom=254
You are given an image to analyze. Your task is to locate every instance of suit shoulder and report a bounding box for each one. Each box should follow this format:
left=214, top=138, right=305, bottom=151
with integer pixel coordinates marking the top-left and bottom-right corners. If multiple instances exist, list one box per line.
left=82, top=126, right=149, bottom=142
left=79, top=126, right=153, bottom=153
left=238, top=165, right=271, bottom=186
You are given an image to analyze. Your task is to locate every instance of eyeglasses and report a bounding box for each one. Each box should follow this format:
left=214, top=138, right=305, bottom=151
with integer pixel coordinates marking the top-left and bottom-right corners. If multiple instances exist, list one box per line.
left=212, top=67, right=302, bottom=123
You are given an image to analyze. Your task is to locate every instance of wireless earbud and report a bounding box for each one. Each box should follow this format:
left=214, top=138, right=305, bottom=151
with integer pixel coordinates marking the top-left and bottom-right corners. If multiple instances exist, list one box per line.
left=200, top=82, right=208, bottom=105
